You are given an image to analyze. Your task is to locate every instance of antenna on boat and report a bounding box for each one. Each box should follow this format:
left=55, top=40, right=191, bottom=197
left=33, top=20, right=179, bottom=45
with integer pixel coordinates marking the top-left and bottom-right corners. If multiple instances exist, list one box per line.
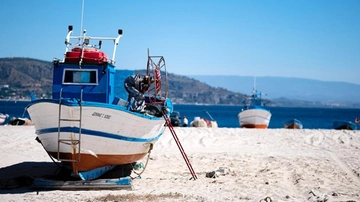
left=80, top=0, right=85, bottom=35
left=78, top=29, right=88, bottom=67
left=254, top=76, right=256, bottom=91
left=252, top=76, right=257, bottom=95
left=111, top=29, right=123, bottom=63
left=64, top=25, right=74, bottom=61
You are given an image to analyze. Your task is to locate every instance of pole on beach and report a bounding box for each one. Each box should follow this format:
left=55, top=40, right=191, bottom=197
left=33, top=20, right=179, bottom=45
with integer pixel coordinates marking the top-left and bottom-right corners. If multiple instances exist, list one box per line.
left=162, top=109, right=198, bottom=180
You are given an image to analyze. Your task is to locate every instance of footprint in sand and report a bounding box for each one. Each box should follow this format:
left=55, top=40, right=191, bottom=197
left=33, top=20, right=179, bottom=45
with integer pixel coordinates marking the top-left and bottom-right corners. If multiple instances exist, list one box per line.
left=304, top=132, right=324, bottom=146
left=199, top=137, right=206, bottom=147
left=332, top=131, right=350, bottom=145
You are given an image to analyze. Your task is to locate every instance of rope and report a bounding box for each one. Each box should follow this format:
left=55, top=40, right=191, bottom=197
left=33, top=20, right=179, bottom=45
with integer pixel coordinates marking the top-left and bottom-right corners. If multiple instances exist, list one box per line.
left=35, top=137, right=68, bottom=177
left=131, top=143, right=153, bottom=178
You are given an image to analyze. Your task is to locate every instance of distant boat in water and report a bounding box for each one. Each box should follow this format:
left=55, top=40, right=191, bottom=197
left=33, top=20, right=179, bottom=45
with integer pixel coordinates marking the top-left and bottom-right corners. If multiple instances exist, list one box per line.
left=332, top=120, right=357, bottom=130
left=283, top=119, right=303, bottom=129
left=237, top=78, right=271, bottom=129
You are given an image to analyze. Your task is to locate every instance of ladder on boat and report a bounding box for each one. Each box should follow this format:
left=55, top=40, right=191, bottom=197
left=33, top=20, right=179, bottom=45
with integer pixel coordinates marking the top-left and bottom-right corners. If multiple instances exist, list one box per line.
left=57, top=89, right=83, bottom=163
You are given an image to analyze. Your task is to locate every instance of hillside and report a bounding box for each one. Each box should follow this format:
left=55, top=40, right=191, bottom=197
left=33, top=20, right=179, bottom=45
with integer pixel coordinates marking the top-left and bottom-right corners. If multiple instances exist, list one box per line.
left=0, top=57, right=251, bottom=105
left=189, top=75, right=360, bottom=106
left=0, top=58, right=52, bottom=99
left=2, top=57, right=357, bottom=108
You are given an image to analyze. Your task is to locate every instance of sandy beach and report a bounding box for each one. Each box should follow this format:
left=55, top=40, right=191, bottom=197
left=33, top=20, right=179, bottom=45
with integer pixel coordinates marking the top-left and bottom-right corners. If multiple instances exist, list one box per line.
left=0, top=126, right=359, bottom=201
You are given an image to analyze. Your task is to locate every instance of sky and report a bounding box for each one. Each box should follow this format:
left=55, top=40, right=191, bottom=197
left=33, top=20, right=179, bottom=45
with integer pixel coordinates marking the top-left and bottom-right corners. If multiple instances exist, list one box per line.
left=1, top=0, right=359, bottom=84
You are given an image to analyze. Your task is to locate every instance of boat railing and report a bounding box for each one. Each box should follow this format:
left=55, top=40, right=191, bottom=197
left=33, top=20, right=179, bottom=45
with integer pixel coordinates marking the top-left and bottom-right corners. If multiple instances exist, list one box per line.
left=64, top=25, right=123, bottom=65
left=248, top=90, right=267, bottom=107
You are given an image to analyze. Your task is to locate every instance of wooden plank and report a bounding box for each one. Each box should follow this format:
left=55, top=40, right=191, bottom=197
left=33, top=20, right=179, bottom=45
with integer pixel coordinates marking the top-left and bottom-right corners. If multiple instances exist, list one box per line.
left=31, top=177, right=133, bottom=190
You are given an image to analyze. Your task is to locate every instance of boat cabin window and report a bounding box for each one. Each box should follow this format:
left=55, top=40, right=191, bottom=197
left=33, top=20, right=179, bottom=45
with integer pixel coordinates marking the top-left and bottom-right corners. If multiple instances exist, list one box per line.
left=63, top=69, right=98, bottom=85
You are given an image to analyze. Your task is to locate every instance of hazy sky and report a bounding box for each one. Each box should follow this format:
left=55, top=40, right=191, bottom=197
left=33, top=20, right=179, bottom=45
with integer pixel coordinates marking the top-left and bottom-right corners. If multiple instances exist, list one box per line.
left=1, top=0, right=359, bottom=84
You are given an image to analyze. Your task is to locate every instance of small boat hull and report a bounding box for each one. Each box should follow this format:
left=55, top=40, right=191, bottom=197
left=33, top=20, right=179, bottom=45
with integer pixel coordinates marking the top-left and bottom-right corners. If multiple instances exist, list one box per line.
left=48, top=152, right=146, bottom=172
left=238, top=108, right=271, bottom=129
left=332, top=120, right=357, bottom=130
left=284, top=119, right=303, bottom=129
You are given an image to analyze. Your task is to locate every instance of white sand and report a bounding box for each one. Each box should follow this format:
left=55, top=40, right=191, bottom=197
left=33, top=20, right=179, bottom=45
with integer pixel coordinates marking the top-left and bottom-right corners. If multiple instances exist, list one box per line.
left=0, top=126, right=359, bottom=201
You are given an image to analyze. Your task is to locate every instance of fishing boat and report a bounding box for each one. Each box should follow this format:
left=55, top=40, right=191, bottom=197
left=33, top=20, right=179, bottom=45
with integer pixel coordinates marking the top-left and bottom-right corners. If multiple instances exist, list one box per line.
left=332, top=120, right=357, bottom=130
left=283, top=119, right=303, bottom=129
left=26, top=25, right=173, bottom=180
left=237, top=81, right=271, bottom=129
left=0, top=113, right=9, bottom=125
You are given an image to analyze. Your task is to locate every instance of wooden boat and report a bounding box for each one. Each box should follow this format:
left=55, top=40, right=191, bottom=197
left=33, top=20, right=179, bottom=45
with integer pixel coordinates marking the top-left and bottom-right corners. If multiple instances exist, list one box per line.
left=332, top=120, right=357, bottom=130
left=0, top=113, right=9, bottom=125
left=238, top=80, right=271, bottom=129
left=26, top=25, right=173, bottom=180
left=283, top=119, right=303, bottom=129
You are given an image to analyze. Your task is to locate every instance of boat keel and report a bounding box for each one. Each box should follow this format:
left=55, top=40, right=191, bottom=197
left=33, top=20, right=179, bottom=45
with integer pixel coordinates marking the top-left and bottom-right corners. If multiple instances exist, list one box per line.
left=77, top=165, right=116, bottom=181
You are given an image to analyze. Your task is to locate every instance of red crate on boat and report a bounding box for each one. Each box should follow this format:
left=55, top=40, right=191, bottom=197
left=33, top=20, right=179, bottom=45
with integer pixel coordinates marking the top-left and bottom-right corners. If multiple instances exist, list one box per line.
left=65, top=48, right=108, bottom=64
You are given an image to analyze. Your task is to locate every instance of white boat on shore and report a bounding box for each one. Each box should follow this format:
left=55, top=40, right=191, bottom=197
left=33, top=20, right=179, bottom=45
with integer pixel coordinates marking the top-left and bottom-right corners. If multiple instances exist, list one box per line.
left=238, top=80, right=271, bottom=129
left=238, top=107, right=271, bottom=129
left=26, top=25, right=173, bottom=180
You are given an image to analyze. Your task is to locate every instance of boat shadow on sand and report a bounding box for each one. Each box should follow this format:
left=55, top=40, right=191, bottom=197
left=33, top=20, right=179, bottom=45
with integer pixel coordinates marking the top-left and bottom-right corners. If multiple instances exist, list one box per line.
left=0, top=161, right=132, bottom=193
left=0, top=161, right=59, bottom=193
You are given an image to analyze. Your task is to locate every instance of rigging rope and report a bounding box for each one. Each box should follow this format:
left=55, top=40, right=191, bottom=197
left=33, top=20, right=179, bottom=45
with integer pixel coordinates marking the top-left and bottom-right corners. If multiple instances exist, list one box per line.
left=131, top=143, right=154, bottom=178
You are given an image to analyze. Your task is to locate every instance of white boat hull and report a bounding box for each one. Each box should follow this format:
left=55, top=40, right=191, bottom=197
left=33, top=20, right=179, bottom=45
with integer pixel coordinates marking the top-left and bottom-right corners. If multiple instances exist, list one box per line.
left=0, top=117, right=5, bottom=125
left=27, top=100, right=166, bottom=172
left=238, top=108, right=271, bottom=129
left=0, top=113, right=8, bottom=125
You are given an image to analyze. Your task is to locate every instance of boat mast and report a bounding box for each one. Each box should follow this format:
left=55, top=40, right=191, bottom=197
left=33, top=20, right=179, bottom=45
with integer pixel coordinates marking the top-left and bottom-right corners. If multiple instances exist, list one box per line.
left=80, top=0, right=85, bottom=36
left=253, top=76, right=256, bottom=92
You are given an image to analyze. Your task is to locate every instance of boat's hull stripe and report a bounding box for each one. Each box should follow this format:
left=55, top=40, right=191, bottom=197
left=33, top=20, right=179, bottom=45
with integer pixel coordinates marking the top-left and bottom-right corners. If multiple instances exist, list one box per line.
left=36, top=127, right=162, bottom=142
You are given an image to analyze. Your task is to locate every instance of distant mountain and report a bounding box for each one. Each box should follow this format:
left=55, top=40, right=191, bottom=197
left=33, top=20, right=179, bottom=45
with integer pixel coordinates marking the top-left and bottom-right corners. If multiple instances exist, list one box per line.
left=1, top=57, right=359, bottom=107
left=0, top=58, right=52, bottom=98
left=188, top=75, right=360, bottom=105
left=0, top=57, right=249, bottom=105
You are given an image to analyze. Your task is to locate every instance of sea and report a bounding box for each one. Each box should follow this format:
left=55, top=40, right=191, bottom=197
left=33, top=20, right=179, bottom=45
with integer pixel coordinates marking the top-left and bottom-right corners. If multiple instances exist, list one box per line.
left=1, top=100, right=360, bottom=129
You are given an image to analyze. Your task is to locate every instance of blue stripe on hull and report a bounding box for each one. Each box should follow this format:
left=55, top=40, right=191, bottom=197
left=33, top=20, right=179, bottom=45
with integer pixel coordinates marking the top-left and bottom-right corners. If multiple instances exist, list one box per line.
left=37, top=126, right=163, bottom=142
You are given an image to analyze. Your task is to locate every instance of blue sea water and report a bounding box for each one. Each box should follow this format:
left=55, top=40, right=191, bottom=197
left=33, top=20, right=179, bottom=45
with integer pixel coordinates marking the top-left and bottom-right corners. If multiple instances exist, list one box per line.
left=1, top=100, right=359, bottom=129
left=170, top=105, right=360, bottom=129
